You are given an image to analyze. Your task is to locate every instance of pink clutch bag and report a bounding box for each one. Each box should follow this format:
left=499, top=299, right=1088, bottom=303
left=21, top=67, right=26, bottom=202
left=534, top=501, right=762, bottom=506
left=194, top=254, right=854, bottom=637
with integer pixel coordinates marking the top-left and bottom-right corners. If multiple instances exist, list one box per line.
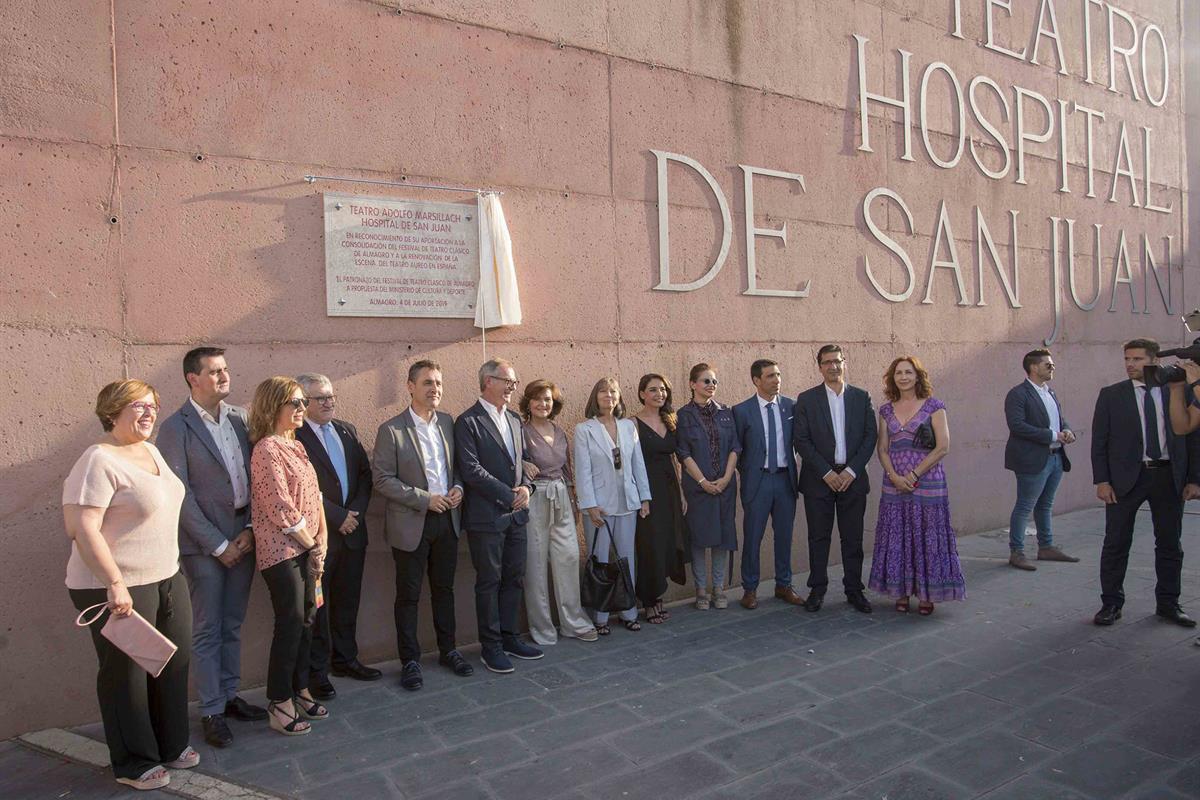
left=76, top=602, right=178, bottom=678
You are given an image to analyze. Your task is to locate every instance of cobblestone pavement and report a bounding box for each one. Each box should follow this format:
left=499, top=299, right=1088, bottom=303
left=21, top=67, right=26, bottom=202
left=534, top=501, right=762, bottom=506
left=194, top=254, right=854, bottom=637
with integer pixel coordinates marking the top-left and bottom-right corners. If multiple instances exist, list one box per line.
left=9, top=507, right=1200, bottom=799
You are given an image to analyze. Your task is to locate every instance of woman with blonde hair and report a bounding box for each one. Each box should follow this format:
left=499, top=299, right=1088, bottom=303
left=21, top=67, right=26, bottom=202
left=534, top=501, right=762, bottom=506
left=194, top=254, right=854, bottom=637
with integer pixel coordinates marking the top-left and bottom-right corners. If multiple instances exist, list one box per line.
left=64, top=379, right=196, bottom=791
left=868, top=356, right=965, bottom=615
left=248, top=376, right=329, bottom=735
left=574, top=377, right=652, bottom=633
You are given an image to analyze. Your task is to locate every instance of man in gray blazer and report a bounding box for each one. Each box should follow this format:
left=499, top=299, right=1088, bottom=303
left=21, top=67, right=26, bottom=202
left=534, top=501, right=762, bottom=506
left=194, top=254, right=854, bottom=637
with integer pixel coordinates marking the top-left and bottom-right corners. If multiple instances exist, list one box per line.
left=157, top=347, right=265, bottom=748
left=373, top=359, right=473, bottom=691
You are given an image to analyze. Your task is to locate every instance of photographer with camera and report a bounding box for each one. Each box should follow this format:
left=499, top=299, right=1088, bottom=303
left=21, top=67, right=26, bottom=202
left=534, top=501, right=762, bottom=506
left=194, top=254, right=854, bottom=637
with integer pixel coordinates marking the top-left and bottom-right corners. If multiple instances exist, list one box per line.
left=1091, top=339, right=1200, bottom=629
left=1164, top=360, right=1200, bottom=435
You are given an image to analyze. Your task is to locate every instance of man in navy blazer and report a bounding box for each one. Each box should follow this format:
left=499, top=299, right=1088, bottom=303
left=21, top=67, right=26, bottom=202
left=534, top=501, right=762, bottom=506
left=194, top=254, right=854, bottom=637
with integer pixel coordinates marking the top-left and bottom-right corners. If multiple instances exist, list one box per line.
left=792, top=345, right=877, bottom=614
left=293, top=373, right=379, bottom=699
left=1091, top=338, right=1200, bottom=627
left=733, top=359, right=803, bottom=609
left=1004, top=349, right=1080, bottom=571
left=454, top=358, right=540, bottom=673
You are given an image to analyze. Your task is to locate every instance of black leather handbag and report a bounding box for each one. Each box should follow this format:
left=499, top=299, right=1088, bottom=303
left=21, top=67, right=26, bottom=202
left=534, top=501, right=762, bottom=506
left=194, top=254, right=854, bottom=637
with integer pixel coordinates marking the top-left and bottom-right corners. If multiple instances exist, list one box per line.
left=580, top=519, right=637, bottom=613
left=913, top=419, right=937, bottom=450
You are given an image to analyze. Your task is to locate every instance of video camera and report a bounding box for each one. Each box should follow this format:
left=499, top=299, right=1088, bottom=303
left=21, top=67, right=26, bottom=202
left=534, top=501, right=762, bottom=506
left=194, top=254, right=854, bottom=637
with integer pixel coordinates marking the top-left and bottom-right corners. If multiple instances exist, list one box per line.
left=1142, top=310, right=1200, bottom=387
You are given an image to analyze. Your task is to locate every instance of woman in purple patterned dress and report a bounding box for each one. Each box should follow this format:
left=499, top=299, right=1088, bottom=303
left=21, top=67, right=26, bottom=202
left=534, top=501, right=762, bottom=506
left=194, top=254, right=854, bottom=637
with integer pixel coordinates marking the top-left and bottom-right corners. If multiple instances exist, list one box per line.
left=868, top=356, right=965, bottom=615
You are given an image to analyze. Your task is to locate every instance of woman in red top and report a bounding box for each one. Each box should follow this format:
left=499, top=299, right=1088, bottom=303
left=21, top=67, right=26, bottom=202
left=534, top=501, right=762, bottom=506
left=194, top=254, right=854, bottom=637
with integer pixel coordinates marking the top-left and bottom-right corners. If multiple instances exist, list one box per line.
left=249, top=376, right=329, bottom=736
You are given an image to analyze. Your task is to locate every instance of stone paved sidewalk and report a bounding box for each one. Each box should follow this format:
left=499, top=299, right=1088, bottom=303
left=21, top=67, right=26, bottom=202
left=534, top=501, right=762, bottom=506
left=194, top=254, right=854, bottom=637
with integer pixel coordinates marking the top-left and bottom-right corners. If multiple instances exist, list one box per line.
left=9, top=506, right=1200, bottom=799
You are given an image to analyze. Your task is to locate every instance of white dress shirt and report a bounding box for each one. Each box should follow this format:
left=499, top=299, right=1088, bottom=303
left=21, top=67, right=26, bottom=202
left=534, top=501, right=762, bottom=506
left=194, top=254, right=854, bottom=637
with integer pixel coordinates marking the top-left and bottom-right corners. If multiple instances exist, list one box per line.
left=409, top=407, right=450, bottom=496
left=1026, top=378, right=1062, bottom=450
left=479, top=397, right=516, bottom=462
left=190, top=398, right=250, bottom=556
left=825, top=384, right=855, bottom=478
left=756, top=394, right=787, bottom=470
left=1131, top=380, right=1169, bottom=461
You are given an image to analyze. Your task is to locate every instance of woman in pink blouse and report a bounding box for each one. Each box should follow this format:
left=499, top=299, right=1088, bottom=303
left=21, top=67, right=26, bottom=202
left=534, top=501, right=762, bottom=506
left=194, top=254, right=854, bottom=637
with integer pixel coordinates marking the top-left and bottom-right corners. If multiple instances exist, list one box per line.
left=248, top=376, right=329, bottom=736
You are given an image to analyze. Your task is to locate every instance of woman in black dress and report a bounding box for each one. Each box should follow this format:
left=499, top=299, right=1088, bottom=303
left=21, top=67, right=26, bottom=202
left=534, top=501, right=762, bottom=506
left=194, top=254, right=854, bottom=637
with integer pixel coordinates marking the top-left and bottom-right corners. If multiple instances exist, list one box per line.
left=633, top=373, right=688, bottom=624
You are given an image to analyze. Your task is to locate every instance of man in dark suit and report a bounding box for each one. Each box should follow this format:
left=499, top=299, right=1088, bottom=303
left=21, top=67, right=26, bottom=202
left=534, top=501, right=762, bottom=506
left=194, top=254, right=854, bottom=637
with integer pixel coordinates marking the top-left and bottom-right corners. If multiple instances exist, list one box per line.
left=373, top=360, right=473, bottom=691
left=1092, top=339, right=1200, bottom=627
left=454, top=358, right=540, bottom=673
left=793, top=344, right=877, bottom=614
left=293, top=373, right=380, bottom=699
left=1004, top=348, right=1080, bottom=571
left=733, top=359, right=802, bottom=610
left=157, top=347, right=266, bottom=748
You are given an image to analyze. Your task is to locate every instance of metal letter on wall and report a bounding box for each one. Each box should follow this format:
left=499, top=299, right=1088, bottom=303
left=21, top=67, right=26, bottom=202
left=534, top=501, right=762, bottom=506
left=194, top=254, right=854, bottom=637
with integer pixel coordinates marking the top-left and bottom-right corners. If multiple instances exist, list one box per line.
left=740, top=165, right=810, bottom=297
left=862, top=187, right=916, bottom=303
left=651, top=150, right=733, bottom=292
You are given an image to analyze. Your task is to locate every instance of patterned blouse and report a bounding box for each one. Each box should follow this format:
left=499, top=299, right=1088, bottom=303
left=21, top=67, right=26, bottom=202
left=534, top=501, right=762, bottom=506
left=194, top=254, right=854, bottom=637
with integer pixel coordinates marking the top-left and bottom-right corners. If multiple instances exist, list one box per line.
left=250, top=435, right=326, bottom=572
left=692, top=400, right=722, bottom=473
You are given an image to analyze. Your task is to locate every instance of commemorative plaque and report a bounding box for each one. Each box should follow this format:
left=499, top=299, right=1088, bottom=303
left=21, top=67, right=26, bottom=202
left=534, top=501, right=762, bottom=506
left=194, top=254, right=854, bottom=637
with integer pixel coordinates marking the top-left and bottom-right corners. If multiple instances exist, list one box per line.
left=324, top=192, right=479, bottom=318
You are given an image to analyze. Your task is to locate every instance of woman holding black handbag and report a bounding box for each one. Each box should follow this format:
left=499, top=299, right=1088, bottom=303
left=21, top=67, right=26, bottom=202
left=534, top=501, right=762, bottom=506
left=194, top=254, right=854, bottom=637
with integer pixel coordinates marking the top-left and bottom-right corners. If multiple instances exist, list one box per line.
left=868, top=356, right=965, bottom=616
left=574, top=377, right=652, bottom=634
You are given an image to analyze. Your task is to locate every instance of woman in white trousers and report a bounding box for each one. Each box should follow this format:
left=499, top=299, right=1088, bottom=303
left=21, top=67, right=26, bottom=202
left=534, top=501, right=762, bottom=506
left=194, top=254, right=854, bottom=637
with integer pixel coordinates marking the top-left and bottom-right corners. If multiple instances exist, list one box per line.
left=574, top=377, right=651, bottom=634
left=519, top=380, right=598, bottom=644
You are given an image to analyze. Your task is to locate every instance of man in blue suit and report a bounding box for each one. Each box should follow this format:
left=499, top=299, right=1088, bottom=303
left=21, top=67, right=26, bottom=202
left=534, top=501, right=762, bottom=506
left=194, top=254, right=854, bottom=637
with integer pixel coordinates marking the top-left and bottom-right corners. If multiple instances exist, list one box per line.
left=1004, top=348, right=1079, bottom=571
left=733, top=359, right=803, bottom=609
left=454, top=358, right=541, bottom=674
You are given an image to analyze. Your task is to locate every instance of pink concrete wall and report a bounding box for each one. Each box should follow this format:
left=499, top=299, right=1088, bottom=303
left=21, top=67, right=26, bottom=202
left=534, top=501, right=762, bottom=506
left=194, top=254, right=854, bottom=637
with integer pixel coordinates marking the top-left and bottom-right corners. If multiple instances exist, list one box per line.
left=1, top=0, right=1196, bottom=737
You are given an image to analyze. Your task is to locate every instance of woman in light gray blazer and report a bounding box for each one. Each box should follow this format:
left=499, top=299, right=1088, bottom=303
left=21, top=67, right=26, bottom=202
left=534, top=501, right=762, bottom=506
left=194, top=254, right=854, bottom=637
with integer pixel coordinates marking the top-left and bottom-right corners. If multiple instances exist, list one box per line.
left=574, top=377, right=652, bottom=633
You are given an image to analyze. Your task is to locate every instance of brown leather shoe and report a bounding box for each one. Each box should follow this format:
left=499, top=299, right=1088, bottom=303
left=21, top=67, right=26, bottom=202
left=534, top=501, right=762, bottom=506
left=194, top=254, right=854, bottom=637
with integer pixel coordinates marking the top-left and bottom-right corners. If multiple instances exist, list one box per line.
left=1037, top=546, right=1080, bottom=563
left=774, top=586, right=805, bottom=606
left=1009, top=552, right=1037, bottom=571
left=740, top=590, right=758, bottom=609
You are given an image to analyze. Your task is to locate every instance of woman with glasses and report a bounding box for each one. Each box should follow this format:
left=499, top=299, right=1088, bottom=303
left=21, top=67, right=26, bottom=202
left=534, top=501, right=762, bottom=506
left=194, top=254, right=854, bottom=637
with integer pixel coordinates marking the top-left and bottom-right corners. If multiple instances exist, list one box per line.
left=574, top=377, right=652, bottom=634
left=248, top=377, right=328, bottom=736
left=633, top=373, right=689, bottom=624
left=677, top=364, right=741, bottom=609
left=63, top=380, right=196, bottom=791
left=519, top=380, right=598, bottom=644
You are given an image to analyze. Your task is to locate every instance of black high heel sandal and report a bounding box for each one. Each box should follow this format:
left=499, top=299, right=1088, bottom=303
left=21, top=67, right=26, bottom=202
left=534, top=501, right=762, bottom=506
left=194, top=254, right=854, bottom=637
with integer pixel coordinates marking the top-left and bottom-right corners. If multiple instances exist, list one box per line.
left=294, top=693, right=328, bottom=720
left=268, top=701, right=311, bottom=736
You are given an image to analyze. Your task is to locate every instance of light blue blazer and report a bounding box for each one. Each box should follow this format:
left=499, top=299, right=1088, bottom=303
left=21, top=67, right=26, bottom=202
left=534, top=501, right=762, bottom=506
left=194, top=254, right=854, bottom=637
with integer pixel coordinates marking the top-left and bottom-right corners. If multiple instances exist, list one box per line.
left=573, top=418, right=652, bottom=514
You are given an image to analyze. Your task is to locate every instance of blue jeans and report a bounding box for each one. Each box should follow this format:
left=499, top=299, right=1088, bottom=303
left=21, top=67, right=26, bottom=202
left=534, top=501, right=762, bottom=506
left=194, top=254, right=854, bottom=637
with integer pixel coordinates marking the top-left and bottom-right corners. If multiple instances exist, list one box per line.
left=1008, top=451, right=1065, bottom=552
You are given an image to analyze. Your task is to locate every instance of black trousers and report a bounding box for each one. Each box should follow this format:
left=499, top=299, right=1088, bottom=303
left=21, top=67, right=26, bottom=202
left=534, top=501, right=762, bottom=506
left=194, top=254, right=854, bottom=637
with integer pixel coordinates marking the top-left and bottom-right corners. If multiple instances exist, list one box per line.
left=1100, top=466, right=1184, bottom=608
left=392, top=512, right=458, bottom=662
left=466, top=522, right=527, bottom=647
left=69, top=571, right=192, bottom=780
left=309, top=534, right=366, bottom=679
left=261, top=552, right=316, bottom=702
left=803, top=490, right=867, bottom=594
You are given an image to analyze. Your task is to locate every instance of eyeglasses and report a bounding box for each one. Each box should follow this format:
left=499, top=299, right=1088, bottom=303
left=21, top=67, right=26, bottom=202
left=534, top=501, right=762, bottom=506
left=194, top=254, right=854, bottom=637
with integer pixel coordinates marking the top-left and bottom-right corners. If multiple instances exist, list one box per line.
left=820, top=359, right=845, bottom=367
left=699, top=378, right=719, bottom=386
left=488, top=375, right=520, bottom=390
left=128, top=402, right=159, bottom=416
left=308, top=394, right=337, bottom=406
left=612, top=446, right=623, bottom=471
left=285, top=397, right=310, bottom=410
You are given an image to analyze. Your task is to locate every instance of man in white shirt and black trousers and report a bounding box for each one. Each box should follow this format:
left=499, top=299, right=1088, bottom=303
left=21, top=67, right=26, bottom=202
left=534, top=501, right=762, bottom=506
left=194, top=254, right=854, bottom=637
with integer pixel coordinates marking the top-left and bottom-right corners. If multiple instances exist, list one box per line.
left=1003, top=348, right=1080, bottom=571
left=1091, top=338, right=1200, bottom=627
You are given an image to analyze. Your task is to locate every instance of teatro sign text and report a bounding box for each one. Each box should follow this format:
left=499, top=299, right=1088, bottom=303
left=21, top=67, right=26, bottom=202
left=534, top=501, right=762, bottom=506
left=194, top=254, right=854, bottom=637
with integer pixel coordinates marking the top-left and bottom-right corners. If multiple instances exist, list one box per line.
left=651, top=0, right=1177, bottom=345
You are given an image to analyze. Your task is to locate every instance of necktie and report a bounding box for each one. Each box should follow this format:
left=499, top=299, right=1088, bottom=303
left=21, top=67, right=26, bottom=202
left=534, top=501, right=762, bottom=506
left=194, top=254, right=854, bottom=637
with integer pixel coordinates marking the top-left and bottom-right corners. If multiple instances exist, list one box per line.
left=322, top=424, right=350, bottom=503
left=766, top=402, right=779, bottom=470
left=1143, top=387, right=1163, bottom=460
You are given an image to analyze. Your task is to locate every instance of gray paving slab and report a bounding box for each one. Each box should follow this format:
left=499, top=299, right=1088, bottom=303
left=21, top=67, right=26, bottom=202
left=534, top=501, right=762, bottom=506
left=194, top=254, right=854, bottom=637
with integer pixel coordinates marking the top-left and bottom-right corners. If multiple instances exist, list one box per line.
left=10, top=508, right=1200, bottom=800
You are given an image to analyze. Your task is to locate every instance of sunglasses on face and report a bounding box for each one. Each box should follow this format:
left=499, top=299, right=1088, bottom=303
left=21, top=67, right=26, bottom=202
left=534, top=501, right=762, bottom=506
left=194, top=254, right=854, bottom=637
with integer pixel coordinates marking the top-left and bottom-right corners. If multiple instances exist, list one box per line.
left=285, top=397, right=310, bottom=410
left=699, top=378, right=719, bottom=386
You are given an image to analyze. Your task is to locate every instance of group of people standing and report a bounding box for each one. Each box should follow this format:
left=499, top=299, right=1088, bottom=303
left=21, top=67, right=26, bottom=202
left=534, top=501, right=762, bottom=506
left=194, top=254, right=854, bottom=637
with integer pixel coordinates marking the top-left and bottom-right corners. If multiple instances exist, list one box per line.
left=63, top=337, right=1197, bottom=792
